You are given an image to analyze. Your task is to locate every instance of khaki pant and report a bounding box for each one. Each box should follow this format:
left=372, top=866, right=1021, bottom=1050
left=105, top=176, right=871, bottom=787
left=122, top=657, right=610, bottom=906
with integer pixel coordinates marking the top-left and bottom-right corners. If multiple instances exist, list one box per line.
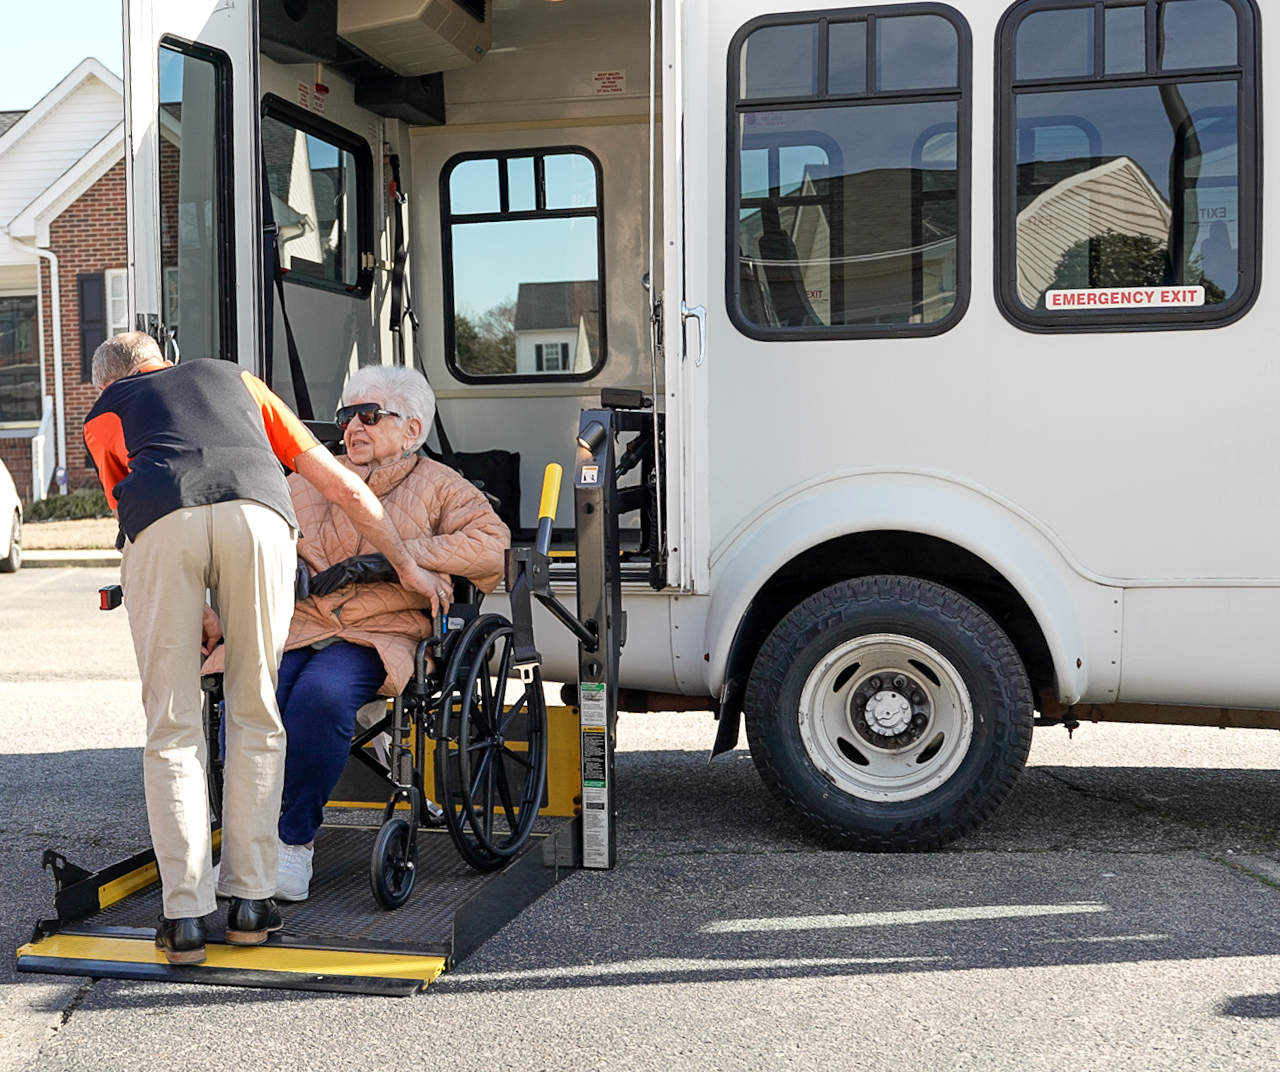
left=121, top=500, right=294, bottom=918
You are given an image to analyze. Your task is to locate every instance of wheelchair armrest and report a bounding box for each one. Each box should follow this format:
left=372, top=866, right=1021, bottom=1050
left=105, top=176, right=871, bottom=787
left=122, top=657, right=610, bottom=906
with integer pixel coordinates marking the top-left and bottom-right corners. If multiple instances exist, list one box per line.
left=450, top=575, right=481, bottom=608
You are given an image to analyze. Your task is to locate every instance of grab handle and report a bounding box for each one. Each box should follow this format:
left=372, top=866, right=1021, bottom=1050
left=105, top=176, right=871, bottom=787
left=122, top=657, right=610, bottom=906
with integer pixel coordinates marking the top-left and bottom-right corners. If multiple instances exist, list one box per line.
left=535, top=463, right=562, bottom=557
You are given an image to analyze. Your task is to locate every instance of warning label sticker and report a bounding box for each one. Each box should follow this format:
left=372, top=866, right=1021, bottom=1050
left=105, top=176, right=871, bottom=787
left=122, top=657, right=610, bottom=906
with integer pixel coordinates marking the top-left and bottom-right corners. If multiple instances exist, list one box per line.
left=581, top=730, right=607, bottom=787
left=1044, top=286, right=1204, bottom=310
left=593, top=70, right=627, bottom=94
left=579, top=681, right=607, bottom=728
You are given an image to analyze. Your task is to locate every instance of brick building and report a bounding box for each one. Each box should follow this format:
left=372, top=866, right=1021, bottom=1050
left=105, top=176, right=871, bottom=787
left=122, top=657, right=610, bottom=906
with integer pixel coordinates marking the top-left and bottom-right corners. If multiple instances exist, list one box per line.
left=0, top=60, right=125, bottom=501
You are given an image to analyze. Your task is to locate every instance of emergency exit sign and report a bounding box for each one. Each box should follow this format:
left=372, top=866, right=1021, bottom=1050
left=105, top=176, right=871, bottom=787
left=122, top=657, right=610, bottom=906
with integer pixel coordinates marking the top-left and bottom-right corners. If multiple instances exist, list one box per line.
left=1045, top=286, right=1205, bottom=309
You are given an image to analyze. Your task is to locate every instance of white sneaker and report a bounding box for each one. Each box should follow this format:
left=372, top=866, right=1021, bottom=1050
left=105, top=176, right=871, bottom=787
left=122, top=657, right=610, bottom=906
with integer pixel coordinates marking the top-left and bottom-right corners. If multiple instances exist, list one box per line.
left=276, top=840, right=314, bottom=902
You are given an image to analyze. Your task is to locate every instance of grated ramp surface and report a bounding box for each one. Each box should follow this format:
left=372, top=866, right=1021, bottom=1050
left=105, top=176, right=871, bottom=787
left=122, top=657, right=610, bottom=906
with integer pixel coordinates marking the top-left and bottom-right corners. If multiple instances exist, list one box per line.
left=90, top=826, right=517, bottom=950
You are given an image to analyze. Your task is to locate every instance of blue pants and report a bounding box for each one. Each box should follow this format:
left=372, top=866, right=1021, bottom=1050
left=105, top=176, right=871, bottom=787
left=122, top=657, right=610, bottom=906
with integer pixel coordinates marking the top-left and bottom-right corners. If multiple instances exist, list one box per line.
left=276, top=642, right=385, bottom=846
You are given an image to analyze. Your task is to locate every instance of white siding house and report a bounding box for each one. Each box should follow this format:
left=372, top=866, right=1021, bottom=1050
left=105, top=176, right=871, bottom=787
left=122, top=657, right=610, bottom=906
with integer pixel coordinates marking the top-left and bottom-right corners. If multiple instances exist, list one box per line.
left=512, top=280, right=600, bottom=375
left=0, top=59, right=124, bottom=499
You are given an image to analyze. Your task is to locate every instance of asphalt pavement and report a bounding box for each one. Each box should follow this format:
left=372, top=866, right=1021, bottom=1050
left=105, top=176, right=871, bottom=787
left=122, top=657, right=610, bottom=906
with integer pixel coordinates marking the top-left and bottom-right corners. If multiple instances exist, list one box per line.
left=3, top=567, right=1280, bottom=1071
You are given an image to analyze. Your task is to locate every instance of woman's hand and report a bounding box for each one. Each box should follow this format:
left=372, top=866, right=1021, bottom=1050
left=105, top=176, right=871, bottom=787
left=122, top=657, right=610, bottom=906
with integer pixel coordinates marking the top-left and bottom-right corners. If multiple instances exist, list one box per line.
left=397, top=564, right=453, bottom=618
left=201, top=605, right=223, bottom=656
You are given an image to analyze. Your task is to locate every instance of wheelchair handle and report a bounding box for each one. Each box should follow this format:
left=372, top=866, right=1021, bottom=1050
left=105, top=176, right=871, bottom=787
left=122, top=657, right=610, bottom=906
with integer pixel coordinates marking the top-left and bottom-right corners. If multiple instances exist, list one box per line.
left=535, top=463, right=562, bottom=558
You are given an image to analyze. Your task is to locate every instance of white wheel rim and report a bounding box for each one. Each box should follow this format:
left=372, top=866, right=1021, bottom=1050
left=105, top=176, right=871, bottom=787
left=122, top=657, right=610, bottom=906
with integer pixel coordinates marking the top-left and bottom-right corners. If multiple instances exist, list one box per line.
left=797, top=633, right=973, bottom=803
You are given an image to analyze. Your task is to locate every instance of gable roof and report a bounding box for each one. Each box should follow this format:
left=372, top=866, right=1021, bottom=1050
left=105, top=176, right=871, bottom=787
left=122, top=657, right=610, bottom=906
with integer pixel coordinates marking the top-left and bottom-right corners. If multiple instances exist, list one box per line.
left=7, top=123, right=125, bottom=246
left=0, top=58, right=122, bottom=165
left=514, top=280, right=600, bottom=331
left=0, top=59, right=124, bottom=254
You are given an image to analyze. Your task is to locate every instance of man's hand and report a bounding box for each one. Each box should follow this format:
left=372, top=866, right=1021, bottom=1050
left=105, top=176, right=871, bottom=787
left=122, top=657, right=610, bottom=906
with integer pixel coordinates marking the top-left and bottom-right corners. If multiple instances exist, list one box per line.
left=398, top=565, right=453, bottom=619
left=201, top=605, right=223, bottom=656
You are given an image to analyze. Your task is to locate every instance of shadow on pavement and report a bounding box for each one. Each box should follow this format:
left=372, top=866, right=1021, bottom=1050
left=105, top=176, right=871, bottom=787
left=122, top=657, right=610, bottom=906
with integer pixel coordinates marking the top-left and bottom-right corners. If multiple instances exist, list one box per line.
left=1219, top=993, right=1280, bottom=1018
left=6, top=745, right=1280, bottom=1002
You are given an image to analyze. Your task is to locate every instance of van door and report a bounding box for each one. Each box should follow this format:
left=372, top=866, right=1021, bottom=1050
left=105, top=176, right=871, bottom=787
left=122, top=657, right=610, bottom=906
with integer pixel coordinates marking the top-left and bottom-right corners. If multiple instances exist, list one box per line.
left=124, top=0, right=260, bottom=369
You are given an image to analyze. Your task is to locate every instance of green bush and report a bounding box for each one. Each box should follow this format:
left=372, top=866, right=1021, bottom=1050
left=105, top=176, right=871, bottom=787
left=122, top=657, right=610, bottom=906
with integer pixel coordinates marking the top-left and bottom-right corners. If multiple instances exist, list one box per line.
left=25, top=489, right=111, bottom=522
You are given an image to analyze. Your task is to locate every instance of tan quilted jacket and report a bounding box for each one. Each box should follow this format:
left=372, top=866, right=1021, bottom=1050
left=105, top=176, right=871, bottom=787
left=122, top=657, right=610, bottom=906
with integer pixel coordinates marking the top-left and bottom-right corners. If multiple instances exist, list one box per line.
left=205, top=453, right=510, bottom=695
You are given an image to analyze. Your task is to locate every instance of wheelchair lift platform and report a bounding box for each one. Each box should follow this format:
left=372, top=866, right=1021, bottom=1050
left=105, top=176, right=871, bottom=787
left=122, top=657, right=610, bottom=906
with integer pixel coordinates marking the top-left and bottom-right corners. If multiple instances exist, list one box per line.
left=20, top=400, right=643, bottom=997
left=18, top=817, right=580, bottom=996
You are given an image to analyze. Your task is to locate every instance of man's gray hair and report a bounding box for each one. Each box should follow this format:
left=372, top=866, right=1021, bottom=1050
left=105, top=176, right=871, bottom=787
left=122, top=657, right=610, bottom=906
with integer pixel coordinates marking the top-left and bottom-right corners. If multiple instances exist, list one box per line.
left=92, top=332, right=164, bottom=389
left=340, top=365, right=435, bottom=452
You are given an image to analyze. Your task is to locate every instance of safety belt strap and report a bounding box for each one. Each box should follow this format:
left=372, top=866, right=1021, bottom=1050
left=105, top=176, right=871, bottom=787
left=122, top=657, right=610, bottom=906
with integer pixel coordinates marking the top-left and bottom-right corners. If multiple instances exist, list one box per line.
left=262, top=172, right=315, bottom=421
left=432, top=411, right=461, bottom=471
left=388, top=154, right=412, bottom=366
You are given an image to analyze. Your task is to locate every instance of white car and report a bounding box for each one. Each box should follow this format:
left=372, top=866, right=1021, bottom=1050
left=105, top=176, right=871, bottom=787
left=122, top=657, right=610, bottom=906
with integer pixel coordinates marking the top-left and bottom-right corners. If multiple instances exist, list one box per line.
left=0, top=457, right=21, bottom=572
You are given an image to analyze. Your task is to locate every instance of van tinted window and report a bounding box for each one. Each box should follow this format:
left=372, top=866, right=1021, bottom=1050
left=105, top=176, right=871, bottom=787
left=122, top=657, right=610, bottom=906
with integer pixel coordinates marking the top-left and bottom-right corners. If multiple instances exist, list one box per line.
left=997, top=0, right=1259, bottom=330
left=730, top=6, right=971, bottom=339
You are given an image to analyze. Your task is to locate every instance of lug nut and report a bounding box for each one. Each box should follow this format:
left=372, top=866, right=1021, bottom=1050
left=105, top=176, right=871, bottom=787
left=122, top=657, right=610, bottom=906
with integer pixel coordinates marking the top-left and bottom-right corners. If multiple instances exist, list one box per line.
left=868, top=677, right=881, bottom=691
left=892, top=675, right=906, bottom=690
left=911, top=691, right=924, bottom=705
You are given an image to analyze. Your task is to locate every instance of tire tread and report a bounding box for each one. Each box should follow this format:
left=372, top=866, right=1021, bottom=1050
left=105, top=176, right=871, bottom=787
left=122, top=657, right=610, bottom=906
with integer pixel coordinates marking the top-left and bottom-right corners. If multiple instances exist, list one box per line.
left=744, top=574, right=1033, bottom=852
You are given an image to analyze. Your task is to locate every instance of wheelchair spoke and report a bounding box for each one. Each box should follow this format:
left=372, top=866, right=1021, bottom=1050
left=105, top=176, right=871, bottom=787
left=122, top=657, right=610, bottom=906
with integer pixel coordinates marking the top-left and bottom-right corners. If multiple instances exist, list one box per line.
left=497, top=690, right=529, bottom=737
left=479, top=665, right=495, bottom=726
left=482, top=748, right=497, bottom=831
left=468, top=741, right=496, bottom=794
left=493, top=635, right=514, bottom=699
left=494, top=759, right=519, bottom=823
left=500, top=744, right=535, bottom=771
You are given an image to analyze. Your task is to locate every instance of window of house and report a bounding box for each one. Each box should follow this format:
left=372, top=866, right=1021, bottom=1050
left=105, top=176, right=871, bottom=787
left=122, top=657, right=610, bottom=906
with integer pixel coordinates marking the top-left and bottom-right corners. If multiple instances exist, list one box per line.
left=158, top=38, right=234, bottom=362
left=77, top=271, right=130, bottom=383
left=0, top=296, right=40, bottom=423
left=997, top=0, right=1259, bottom=330
left=106, top=269, right=129, bottom=335
left=261, top=97, right=373, bottom=295
left=730, top=6, right=971, bottom=339
left=535, top=342, right=567, bottom=371
left=441, top=148, right=605, bottom=382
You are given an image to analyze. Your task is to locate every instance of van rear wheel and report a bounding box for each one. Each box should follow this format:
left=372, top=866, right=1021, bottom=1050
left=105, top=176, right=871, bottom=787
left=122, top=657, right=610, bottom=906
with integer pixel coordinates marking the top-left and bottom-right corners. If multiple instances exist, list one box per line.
left=744, top=574, right=1032, bottom=851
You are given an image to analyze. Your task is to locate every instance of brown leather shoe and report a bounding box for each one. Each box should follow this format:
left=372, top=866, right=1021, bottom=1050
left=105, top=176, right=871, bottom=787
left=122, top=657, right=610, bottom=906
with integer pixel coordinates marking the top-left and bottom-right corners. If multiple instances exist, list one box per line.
left=225, top=897, right=283, bottom=946
left=155, top=916, right=207, bottom=965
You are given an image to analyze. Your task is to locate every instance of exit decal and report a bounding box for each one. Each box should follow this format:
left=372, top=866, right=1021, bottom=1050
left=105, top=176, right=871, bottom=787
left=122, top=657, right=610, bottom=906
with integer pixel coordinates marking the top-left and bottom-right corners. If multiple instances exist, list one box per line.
left=1045, top=286, right=1205, bottom=310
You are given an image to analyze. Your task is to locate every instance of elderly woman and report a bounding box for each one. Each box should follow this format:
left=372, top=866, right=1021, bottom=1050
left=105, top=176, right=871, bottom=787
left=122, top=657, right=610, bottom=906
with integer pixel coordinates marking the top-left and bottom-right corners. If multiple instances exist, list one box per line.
left=206, top=365, right=509, bottom=901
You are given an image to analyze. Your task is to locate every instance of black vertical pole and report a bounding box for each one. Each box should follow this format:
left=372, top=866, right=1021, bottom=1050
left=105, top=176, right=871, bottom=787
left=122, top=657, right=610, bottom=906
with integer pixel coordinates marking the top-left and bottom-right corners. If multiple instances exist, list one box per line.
left=573, top=409, right=622, bottom=869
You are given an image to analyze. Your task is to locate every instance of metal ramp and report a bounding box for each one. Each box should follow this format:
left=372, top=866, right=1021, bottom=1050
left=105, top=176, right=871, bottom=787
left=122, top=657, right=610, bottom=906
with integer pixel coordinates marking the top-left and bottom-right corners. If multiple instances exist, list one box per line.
left=18, top=703, right=584, bottom=996
left=17, top=818, right=579, bottom=996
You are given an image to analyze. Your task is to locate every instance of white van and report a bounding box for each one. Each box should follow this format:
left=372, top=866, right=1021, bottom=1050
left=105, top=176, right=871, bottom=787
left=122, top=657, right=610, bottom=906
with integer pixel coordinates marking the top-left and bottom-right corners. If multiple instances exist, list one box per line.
left=122, top=0, right=1270, bottom=850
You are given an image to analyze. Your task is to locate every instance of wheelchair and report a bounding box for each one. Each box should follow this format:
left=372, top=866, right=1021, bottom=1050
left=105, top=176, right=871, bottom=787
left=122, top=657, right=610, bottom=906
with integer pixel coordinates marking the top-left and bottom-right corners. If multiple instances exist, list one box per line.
left=201, top=575, right=549, bottom=910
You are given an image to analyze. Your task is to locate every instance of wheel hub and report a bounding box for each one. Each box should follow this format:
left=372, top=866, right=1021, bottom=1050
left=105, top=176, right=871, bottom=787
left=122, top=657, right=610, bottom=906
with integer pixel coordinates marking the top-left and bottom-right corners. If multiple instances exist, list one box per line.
left=849, top=671, right=931, bottom=750
left=794, top=633, right=974, bottom=803
left=865, top=690, right=912, bottom=735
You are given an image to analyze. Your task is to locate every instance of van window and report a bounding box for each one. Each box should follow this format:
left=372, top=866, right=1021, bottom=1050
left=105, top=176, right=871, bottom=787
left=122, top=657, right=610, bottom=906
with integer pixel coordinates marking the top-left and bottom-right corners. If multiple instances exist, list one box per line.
left=997, top=0, right=1259, bottom=330
left=158, top=39, right=234, bottom=361
left=441, top=149, right=605, bottom=382
left=261, top=98, right=373, bottom=296
left=730, top=7, right=971, bottom=339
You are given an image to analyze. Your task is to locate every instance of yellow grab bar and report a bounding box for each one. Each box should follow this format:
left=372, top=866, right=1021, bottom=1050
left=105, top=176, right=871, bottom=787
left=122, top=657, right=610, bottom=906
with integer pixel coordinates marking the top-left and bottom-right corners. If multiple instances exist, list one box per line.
left=539, top=463, right=563, bottom=521
left=535, top=463, right=562, bottom=555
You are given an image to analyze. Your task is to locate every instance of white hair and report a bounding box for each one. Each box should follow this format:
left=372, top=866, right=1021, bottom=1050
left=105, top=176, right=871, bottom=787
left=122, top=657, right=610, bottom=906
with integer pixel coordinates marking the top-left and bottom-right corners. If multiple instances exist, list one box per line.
left=340, top=365, right=435, bottom=451
left=92, top=331, right=164, bottom=389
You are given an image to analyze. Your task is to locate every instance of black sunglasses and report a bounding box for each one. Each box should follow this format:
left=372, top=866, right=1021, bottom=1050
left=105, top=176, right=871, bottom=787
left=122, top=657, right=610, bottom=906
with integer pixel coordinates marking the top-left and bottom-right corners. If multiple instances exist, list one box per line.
left=335, top=403, right=402, bottom=429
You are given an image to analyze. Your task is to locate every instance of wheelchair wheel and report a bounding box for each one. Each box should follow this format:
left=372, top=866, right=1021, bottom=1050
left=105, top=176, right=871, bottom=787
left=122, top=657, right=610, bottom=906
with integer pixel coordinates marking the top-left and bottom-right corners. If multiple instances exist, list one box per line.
left=370, top=817, right=417, bottom=909
left=437, top=617, right=548, bottom=872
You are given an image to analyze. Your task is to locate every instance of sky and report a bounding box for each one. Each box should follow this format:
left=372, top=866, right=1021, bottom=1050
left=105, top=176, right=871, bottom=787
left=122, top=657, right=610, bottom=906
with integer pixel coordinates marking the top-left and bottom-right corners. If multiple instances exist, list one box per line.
left=0, top=0, right=124, bottom=111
